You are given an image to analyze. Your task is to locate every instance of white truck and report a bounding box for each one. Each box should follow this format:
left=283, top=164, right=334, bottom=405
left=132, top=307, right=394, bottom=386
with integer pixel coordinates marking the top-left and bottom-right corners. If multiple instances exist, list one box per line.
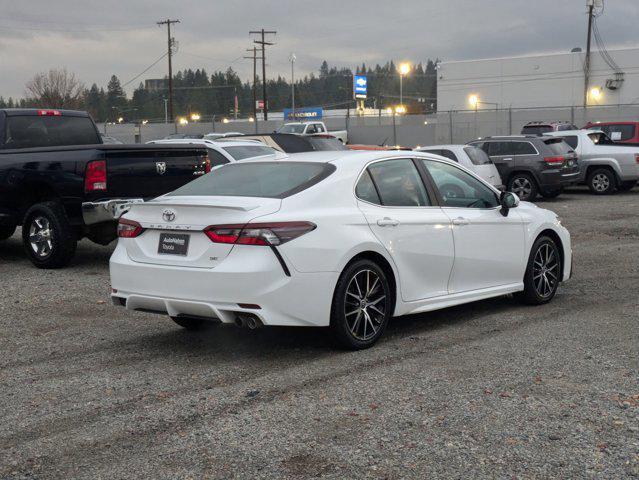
left=545, top=130, right=639, bottom=194
left=276, top=121, right=348, bottom=144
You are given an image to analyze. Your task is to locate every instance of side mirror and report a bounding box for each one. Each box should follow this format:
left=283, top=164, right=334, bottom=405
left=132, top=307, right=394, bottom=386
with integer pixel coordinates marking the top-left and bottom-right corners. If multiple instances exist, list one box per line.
left=499, top=191, right=520, bottom=217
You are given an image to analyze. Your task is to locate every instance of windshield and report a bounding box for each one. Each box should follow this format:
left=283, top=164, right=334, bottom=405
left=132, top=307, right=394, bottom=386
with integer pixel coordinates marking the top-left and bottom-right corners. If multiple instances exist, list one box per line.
left=278, top=124, right=306, bottom=134
left=222, top=145, right=278, bottom=160
left=169, top=161, right=335, bottom=198
left=463, top=146, right=492, bottom=165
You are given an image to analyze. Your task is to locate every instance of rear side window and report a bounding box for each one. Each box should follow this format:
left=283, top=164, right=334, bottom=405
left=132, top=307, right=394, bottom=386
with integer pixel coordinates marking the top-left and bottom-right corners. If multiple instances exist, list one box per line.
left=510, top=142, right=537, bottom=155
left=562, top=136, right=579, bottom=149
left=463, top=146, right=492, bottom=165
left=543, top=139, right=574, bottom=155
left=4, top=115, right=100, bottom=149
left=600, top=124, right=636, bottom=141
left=487, top=142, right=510, bottom=156
left=367, top=159, right=430, bottom=207
left=438, top=149, right=459, bottom=162
left=222, top=145, right=277, bottom=161
left=169, top=161, right=335, bottom=198
left=355, top=170, right=381, bottom=204
left=207, top=149, right=230, bottom=167
left=521, top=125, right=553, bottom=135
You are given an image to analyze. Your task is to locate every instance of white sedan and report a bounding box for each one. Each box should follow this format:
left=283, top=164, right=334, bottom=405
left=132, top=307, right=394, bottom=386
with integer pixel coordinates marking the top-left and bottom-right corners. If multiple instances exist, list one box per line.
left=110, top=151, right=572, bottom=349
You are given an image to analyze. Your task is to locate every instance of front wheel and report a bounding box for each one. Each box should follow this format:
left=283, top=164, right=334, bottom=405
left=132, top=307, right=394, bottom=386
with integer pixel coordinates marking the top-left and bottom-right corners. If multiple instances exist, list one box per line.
left=22, top=201, right=77, bottom=269
left=0, top=224, right=16, bottom=241
left=517, top=236, right=561, bottom=305
left=508, top=174, right=538, bottom=201
left=587, top=168, right=616, bottom=195
left=330, top=259, right=392, bottom=350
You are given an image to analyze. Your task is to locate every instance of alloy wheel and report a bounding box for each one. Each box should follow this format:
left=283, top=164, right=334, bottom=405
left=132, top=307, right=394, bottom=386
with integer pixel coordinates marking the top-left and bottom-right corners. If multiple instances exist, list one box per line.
left=344, top=269, right=387, bottom=341
left=511, top=178, right=532, bottom=199
left=532, top=243, right=559, bottom=298
left=591, top=173, right=610, bottom=192
left=28, top=216, right=53, bottom=258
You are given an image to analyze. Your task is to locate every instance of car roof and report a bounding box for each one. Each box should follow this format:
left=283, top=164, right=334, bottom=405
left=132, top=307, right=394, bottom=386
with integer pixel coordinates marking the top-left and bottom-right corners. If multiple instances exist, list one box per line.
left=417, top=144, right=467, bottom=150
left=149, top=138, right=271, bottom=148
left=544, top=130, right=590, bottom=136
left=242, top=149, right=445, bottom=165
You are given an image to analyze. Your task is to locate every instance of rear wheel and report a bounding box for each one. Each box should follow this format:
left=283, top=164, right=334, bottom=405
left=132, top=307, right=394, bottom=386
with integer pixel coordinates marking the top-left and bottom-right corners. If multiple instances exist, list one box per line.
left=22, top=201, right=77, bottom=269
left=617, top=180, right=637, bottom=192
left=517, top=236, right=561, bottom=305
left=0, top=224, right=16, bottom=241
left=508, top=173, right=538, bottom=201
left=170, top=316, right=208, bottom=331
left=587, top=168, right=616, bottom=195
left=330, top=259, right=392, bottom=350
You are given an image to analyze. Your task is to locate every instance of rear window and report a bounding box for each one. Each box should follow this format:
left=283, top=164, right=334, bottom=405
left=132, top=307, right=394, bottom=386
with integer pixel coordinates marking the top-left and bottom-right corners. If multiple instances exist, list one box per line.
left=169, top=161, right=335, bottom=198
left=222, top=145, right=277, bottom=161
left=543, top=138, right=574, bottom=155
left=307, top=137, right=348, bottom=151
left=4, top=115, right=100, bottom=149
left=463, top=146, right=492, bottom=165
left=278, top=124, right=306, bottom=134
left=522, top=125, right=553, bottom=135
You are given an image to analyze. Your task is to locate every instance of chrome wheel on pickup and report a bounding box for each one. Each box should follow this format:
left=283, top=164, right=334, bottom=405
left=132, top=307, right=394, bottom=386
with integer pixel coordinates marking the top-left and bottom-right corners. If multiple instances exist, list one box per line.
left=22, top=202, right=77, bottom=269
left=587, top=168, right=616, bottom=195
left=28, top=216, right=53, bottom=259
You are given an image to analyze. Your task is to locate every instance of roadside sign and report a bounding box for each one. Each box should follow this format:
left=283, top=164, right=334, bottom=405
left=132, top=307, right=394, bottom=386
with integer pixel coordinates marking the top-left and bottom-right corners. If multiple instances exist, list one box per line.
left=283, top=106, right=323, bottom=121
left=353, top=75, right=367, bottom=99
left=256, top=100, right=265, bottom=110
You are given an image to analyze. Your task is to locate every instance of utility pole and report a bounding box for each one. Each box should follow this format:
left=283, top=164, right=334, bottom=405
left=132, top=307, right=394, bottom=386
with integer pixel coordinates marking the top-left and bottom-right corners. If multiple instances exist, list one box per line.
left=249, top=29, right=276, bottom=121
left=244, top=47, right=262, bottom=127
left=157, top=19, right=180, bottom=124
left=289, top=53, right=296, bottom=117
left=583, top=1, right=595, bottom=107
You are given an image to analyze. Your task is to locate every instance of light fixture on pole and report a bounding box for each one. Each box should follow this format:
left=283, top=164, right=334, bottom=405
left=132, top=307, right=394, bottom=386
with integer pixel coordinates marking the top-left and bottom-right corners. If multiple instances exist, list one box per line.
left=289, top=53, right=296, bottom=117
left=398, top=62, right=410, bottom=108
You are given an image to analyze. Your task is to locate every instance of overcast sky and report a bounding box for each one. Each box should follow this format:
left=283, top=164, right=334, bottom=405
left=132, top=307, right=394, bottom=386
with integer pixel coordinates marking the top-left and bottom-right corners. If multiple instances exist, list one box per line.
left=1, top=0, right=637, bottom=98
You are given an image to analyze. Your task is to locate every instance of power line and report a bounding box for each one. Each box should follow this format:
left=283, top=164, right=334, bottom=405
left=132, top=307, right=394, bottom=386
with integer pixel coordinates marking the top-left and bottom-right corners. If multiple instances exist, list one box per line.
left=121, top=52, right=168, bottom=88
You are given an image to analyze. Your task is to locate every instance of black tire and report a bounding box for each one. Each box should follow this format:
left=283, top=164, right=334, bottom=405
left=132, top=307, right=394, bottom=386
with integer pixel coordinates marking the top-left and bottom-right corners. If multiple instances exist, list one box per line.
left=0, top=224, right=16, bottom=241
left=22, top=201, right=77, bottom=269
left=617, top=180, right=637, bottom=192
left=330, top=259, right=392, bottom=350
left=517, top=236, right=561, bottom=305
left=587, top=168, right=617, bottom=195
left=508, top=173, right=538, bottom=202
left=170, top=316, right=207, bottom=331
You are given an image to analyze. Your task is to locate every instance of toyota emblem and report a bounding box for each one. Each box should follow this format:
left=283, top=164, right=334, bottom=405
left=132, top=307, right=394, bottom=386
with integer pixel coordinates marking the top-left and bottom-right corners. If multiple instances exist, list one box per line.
left=156, top=162, right=167, bottom=175
left=162, top=209, right=176, bottom=222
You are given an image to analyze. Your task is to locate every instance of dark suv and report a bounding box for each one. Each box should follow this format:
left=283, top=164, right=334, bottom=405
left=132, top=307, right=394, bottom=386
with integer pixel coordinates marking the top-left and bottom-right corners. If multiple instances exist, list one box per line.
left=521, top=121, right=578, bottom=135
left=467, top=136, right=579, bottom=201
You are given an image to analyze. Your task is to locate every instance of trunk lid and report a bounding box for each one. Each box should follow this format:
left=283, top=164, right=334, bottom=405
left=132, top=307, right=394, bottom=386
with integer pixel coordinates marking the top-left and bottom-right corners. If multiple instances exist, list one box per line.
left=122, top=196, right=281, bottom=268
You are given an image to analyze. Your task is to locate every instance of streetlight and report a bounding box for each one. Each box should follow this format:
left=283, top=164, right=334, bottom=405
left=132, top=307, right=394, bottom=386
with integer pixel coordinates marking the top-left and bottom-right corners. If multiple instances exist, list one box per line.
left=289, top=53, right=296, bottom=117
left=398, top=62, right=410, bottom=108
left=589, top=86, right=603, bottom=103
left=190, top=113, right=201, bottom=122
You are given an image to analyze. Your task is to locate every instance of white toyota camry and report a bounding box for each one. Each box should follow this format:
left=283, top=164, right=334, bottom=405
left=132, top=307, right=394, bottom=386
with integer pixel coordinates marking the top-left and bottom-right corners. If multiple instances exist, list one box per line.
left=110, top=150, right=572, bottom=349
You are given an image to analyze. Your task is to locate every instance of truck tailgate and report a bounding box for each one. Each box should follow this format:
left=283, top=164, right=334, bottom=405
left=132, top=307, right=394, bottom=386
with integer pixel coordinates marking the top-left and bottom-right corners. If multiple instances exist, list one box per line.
left=103, top=146, right=208, bottom=198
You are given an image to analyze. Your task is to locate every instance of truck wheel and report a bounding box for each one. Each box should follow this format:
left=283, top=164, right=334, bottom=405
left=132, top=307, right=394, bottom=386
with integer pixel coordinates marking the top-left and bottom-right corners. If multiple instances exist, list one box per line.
left=587, top=168, right=616, bottom=195
left=22, top=201, right=77, bottom=269
left=508, top=173, right=538, bottom=201
left=617, top=180, right=637, bottom=192
left=0, top=225, right=16, bottom=241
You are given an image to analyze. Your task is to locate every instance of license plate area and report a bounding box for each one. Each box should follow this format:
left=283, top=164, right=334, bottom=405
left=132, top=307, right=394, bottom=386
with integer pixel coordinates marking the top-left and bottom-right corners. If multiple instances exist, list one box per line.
left=158, top=232, right=190, bottom=256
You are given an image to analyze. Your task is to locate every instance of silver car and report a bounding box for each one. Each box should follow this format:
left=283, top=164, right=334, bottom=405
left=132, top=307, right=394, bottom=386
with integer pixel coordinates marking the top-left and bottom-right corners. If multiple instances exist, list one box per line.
left=415, top=145, right=504, bottom=190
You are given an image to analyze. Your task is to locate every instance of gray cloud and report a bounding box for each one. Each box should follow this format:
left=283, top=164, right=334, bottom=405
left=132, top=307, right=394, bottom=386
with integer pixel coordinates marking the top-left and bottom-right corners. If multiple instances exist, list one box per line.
left=0, top=0, right=637, bottom=98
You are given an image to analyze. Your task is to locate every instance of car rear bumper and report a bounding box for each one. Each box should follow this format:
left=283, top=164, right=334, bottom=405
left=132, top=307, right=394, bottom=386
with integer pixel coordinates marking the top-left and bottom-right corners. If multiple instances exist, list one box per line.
left=82, top=198, right=145, bottom=225
left=109, top=242, right=337, bottom=327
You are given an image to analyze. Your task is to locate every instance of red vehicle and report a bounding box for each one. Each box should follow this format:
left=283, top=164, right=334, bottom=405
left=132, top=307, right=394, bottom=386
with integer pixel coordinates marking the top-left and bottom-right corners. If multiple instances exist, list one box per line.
left=584, top=121, right=639, bottom=144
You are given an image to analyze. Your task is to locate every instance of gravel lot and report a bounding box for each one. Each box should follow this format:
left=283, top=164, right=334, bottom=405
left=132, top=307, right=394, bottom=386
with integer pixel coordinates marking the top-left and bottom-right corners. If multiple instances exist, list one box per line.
left=1, top=187, right=638, bottom=479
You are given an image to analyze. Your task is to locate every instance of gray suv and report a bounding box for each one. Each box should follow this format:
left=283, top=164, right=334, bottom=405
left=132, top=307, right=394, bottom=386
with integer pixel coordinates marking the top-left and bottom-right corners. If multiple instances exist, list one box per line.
left=467, top=136, right=580, bottom=201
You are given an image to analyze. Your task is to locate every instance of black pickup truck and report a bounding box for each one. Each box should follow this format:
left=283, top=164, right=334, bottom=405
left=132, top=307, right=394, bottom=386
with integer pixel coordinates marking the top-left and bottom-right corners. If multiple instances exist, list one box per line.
left=0, top=109, right=210, bottom=268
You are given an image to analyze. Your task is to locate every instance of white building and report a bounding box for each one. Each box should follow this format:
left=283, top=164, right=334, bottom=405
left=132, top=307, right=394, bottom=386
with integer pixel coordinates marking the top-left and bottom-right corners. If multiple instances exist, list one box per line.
left=437, top=46, right=639, bottom=112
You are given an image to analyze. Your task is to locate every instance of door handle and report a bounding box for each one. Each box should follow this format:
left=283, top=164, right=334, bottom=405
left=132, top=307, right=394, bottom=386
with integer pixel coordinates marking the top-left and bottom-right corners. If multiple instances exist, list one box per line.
left=503, top=157, right=513, bottom=161
left=377, top=217, right=399, bottom=227
left=452, top=217, right=470, bottom=226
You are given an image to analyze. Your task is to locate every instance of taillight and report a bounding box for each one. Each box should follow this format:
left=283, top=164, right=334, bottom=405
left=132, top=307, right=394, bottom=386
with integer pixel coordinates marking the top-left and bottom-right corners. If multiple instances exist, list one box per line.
left=38, top=109, right=61, bottom=116
left=544, top=155, right=564, bottom=166
left=117, top=218, right=144, bottom=238
left=635, top=154, right=639, bottom=164
left=85, top=160, right=107, bottom=192
left=204, top=222, right=316, bottom=246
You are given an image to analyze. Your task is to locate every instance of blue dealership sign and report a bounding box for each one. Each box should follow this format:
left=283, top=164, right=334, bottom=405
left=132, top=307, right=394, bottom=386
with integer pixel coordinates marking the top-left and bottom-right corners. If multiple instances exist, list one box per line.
left=283, top=106, right=323, bottom=121
left=353, top=75, right=367, bottom=99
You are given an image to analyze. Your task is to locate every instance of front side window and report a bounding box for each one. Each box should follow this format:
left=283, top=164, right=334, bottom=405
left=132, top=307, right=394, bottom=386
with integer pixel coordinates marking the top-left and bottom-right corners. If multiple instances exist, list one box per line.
left=169, top=161, right=334, bottom=198
left=510, top=142, right=537, bottom=155
left=487, top=142, right=511, bottom=156
left=367, top=159, right=430, bottom=207
left=422, top=160, right=499, bottom=208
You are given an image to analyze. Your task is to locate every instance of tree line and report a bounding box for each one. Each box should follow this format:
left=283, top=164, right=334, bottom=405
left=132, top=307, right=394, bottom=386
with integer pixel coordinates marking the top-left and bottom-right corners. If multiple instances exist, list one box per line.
left=0, top=60, right=437, bottom=122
